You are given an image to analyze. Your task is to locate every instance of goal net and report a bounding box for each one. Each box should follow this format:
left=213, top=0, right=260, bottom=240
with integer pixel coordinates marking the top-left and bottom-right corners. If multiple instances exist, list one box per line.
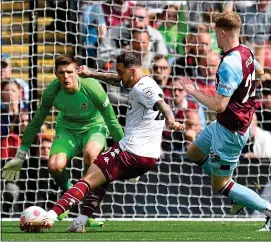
left=1, top=0, right=270, bottom=219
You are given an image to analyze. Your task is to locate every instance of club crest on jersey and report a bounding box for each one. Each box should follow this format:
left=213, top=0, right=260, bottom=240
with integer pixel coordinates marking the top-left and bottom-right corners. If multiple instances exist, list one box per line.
left=81, top=102, right=88, bottom=109
left=54, top=135, right=61, bottom=140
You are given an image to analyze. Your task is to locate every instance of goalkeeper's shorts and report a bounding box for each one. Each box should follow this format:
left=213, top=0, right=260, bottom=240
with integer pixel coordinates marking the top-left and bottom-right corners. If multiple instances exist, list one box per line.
left=50, top=125, right=108, bottom=159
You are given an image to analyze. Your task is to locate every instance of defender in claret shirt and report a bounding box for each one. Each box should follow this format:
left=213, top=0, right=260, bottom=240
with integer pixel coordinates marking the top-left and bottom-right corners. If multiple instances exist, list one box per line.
left=178, top=11, right=271, bottom=231
left=2, top=54, right=124, bottom=228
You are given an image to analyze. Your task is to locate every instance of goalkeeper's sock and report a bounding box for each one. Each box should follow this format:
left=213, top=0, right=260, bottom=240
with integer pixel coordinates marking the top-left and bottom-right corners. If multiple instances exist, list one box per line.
left=52, top=179, right=90, bottom=216
left=220, top=180, right=271, bottom=213
left=81, top=182, right=108, bottom=218
left=197, top=157, right=211, bottom=176
left=50, top=168, right=72, bottom=191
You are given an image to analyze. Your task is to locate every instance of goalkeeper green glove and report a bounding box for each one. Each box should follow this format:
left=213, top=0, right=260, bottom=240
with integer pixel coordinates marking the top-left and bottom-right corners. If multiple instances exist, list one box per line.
left=2, top=149, right=27, bottom=181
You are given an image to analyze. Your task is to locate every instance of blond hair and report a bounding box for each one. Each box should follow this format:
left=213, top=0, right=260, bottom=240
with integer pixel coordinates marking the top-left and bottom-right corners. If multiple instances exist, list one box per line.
left=214, top=11, right=241, bottom=31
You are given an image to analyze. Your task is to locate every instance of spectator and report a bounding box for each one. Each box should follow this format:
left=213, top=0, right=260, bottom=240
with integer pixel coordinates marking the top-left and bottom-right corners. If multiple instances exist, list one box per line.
left=184, top=110, right=202, bottom=149
left=1, top=57, right=29, bottom=110
left=239, top=0, right=271, bottom=68
left=242, top=113, right=271, bottom=158
left=198, top=11, right=221, bottom=54
left=82, top=0, right=134, bottom=67
left=1, top=81, right=29, bottom=161
left=128, top=29, right=153, bottom=74
left=82, top=2, right=107, bottom=65
left=1, top=80, right=25, bottom=216
left=162, top=79, right=198, bottom=159
left=132, top=1, right=185, bottom=15
left=1, top=81, right=22, bottom=148
left=21, top=135, right=58, bottom=210
left=256, top=81, right=271, bottom=132
left=151, top=54, right=171, bottom=88
left=192, top=51, right=220, bottom=127
left=18, top=111, right=29, bottom=135
left=102, top=0, right=134, bottom=26
left=185, top=1, right=225, bottom=33
left=170, top=79, right=199, bottom=122
left=196, top=51, right=220, bottom=96
left=97, top=4, right=168, bottom=70
left=172, top=32, right=212, bottom=78
left=158, top=5, right=188, bottom=62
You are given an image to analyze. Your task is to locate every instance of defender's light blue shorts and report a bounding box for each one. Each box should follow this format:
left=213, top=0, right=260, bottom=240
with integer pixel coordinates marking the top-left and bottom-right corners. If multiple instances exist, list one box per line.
left=194, top=120, right=250, bottom=176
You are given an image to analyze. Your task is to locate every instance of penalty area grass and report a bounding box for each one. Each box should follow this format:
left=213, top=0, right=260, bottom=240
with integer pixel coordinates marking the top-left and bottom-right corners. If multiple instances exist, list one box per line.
left=1, top=220, right=270, bottom=241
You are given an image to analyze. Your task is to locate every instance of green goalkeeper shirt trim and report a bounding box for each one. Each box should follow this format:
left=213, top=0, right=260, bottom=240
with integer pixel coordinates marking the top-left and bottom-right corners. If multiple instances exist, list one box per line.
left=20, top=77, right=124, bottom=151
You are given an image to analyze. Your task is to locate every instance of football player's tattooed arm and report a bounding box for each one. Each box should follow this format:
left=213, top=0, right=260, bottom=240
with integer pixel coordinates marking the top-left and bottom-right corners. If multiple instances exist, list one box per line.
left=77, top=65, right=121, bottom=87
left=154, top=100, right=183, bottom=131
left=88, top=71, right=121, bottom=87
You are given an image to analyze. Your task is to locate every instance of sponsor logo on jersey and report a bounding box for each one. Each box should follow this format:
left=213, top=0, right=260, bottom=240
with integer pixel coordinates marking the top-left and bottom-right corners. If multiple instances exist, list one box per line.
left=218, top=83, right=231, bottom=92
left=210, top=150, right=220, bottom=162
left=81, top=102, right=88, bottom=109
left=143, top=87, right=154, bottom=98
left=54, top=135, right=61, bottom=140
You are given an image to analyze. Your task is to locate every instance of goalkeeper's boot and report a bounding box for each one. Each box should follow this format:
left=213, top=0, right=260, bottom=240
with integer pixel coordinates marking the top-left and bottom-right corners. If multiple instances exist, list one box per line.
left=86, top=217, right=104, bottom=228
left=230, top=202, right=244, bottom=215
left=57, top=209, right=70, bottom=221
left=258, top=216, right=271, bottom=232
left=67, top=220, right=86, bottom=233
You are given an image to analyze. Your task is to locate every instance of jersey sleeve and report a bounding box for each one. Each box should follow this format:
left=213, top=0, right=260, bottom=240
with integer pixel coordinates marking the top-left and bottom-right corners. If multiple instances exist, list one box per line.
left=134, top=80, right=164, bottom=109
left=217, top=55, right=243, bottom=97
left=20, top=79, right=60, bottom=151
left=83, top=78, right=124, bottom=142
left=254, top=58, right=260, bottom=71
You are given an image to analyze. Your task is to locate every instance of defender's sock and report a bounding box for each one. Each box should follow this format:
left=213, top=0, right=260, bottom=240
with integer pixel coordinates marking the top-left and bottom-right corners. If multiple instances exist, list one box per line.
left=52, top=180, right=90, bottom=216
left=80, top=183, right=108, bottom=218
left=220, top=180, right=270, bottom=213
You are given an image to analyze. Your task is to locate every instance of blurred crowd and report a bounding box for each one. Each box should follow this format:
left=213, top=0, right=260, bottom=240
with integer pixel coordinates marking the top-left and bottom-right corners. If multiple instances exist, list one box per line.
left=1, top=0, right=271, bottom=214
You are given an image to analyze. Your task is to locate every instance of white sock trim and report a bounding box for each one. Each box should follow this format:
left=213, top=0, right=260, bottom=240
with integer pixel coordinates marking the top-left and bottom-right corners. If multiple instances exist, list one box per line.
left=47, top=210, right=58, bottom=220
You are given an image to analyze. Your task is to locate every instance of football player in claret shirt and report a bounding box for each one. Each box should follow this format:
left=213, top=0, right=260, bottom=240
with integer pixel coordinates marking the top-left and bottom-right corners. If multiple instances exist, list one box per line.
left=178, top=11, right=271, bottom=231
left=23, top=52, right=183, bottom=232
left=2, top=54, right=124, bottom=228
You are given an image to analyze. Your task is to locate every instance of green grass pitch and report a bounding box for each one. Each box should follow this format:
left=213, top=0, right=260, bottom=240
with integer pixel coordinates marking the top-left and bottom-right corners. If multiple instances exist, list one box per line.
left=1, top=221, right=270, bottom=241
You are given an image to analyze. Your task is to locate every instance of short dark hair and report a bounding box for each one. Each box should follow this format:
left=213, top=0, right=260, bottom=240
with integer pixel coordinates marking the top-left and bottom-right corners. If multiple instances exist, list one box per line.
left=1, top=60, right=8, bottom=69
left=132, top=28, right=150, bottom=39
left=214, top=11, right=241, bottom=31
left=55, top=54, right=77, bottom=71
left=116, top=52, right=141, bottom=68
left=152, top=54, right=168, bottom=63
left=1, top=80, right=21, bottom=91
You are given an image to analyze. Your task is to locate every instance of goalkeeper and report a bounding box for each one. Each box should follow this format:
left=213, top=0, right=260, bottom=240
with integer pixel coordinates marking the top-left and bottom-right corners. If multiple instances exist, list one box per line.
left=2, top=54, right=124, bottom=227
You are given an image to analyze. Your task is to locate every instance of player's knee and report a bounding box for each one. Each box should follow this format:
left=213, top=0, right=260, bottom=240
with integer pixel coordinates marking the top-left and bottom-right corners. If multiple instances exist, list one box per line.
left=211, top=176, right=231, bottom=192
left=83, top=150, right=97, bottom=165
left=48, top=155, right=66, bottom=173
